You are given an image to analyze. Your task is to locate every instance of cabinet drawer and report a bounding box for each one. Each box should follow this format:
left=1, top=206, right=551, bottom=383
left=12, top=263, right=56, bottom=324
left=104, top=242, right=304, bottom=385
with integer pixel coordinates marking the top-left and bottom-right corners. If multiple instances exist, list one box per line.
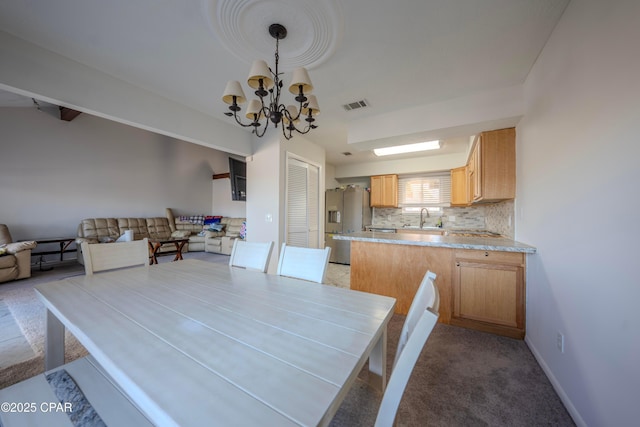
left=454, top=249, right=524, bottom=266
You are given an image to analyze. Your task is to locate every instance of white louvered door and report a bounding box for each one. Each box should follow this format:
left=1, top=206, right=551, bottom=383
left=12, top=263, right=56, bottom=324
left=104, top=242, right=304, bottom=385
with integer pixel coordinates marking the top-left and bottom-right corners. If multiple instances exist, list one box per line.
left=286, top=155, right=320, bottom=248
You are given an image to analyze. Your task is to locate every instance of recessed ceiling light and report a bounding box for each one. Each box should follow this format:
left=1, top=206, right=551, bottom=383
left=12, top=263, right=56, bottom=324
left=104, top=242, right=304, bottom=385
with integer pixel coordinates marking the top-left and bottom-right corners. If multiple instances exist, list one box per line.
left=373, top=140, right=441, bottom=156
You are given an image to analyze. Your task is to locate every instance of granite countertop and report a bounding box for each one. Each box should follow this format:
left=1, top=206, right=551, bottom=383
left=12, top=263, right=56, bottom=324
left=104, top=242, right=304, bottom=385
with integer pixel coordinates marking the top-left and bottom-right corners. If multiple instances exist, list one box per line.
left=332, top=231, right=537, bottom=253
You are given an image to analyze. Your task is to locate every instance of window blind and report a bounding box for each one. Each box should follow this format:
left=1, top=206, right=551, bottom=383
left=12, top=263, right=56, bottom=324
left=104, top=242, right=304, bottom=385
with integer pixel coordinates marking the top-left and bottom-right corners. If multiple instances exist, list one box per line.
left=398, top=173, right=451, bottom=207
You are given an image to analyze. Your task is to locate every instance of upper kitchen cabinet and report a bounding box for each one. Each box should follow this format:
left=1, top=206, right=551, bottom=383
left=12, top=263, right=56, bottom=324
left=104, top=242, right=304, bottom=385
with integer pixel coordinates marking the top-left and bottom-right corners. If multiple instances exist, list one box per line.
left=450, top=166, right=470, bottom=206
left=469, top=127, right=516, bottom=203
left=370, top=174, right=398, bottom=207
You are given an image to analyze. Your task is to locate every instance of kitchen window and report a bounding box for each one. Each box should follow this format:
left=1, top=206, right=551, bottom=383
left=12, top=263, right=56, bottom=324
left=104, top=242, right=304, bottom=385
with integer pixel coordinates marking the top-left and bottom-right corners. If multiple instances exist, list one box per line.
left=398, top=173, right=451, bottom=215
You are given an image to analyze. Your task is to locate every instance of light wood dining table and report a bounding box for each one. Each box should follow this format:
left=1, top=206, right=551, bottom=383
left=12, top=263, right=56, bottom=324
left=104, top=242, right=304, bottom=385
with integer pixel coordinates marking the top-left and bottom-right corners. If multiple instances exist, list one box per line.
left=35, top=259, right=396, bottom=426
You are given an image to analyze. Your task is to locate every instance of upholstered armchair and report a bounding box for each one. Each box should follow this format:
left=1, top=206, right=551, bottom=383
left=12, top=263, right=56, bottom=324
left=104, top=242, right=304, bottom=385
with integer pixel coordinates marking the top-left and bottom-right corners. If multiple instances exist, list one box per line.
left=0, top=224, right=37, bottom=284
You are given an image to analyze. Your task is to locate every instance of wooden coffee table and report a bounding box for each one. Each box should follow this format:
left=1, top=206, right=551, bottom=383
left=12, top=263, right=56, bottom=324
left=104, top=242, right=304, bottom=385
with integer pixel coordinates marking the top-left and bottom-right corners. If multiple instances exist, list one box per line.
left=147, top=238, right=189, bottom=264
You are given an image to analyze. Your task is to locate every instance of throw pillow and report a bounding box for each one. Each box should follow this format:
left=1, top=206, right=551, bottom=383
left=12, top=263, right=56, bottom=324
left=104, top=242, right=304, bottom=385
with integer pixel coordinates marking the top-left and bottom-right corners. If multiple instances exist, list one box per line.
left=204, top=216, right=223, bottom=225
left=239, top=221, right=247, bottom=239
left=208, top=224, right=224, bottom=232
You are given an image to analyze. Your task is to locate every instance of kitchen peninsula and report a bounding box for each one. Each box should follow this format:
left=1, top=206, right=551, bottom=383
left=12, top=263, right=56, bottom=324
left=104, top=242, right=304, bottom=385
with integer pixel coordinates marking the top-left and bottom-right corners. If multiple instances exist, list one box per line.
left=333, top=231, right=536, bottom=339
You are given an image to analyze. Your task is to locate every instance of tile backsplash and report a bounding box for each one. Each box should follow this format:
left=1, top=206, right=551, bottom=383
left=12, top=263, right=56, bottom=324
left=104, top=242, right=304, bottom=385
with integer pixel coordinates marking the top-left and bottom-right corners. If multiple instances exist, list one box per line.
left=484, top=199, right=515, bottom=238
left=372, top=199, right=515, bottom=238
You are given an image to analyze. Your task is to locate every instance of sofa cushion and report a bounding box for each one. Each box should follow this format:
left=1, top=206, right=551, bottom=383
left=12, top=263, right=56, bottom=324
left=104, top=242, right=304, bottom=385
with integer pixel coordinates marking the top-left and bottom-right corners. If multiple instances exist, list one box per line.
left=189, top=235, right=205, bottom=243
left=0, top=264, right=18, bottom=282
left=0, top=254, right=16, bottom=268
left=78, top=218, right=120, bottom=240
left=165, top=208, right=177, bottom=232
left=117, top=218, right=150, bottom=240
left=146, top=218, right=172, bottom=240
left=175, top=219, right=205, bottom=234
left=222, top=218, right=246, bottom=238
left=171, top=230, right=191, bottom=238
left=205, top=230, right=225, bottom=238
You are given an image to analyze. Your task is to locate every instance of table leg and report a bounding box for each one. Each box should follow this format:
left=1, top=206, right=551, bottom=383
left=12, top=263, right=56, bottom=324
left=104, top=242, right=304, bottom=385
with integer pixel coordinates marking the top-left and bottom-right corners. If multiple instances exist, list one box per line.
left=173, top=241, right=187, bottom=261
left=61, top=239, right=74, bottom=261
left=148, top=242, right=161, bottom=265
left=367, top=325, right=388, bottom=392
left=45, top=309, right=65, bottom=370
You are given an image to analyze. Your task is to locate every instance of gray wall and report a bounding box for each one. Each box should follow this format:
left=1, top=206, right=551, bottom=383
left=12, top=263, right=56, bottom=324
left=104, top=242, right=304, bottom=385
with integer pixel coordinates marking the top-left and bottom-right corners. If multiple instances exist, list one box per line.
left=517, top=0, right=640, bottom=425
left=0, top=106, right=240, bottom=241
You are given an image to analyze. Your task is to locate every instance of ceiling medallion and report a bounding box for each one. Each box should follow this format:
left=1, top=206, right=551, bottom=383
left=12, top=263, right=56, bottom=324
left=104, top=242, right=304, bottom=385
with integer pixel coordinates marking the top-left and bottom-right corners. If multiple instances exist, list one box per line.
left=206, top=0, right=343, bottom=71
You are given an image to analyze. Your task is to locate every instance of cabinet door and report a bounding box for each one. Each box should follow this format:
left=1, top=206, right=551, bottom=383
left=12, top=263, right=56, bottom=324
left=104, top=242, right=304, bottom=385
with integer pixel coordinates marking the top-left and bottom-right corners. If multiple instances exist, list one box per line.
left=452, top=255, right=525, bottom=339
left=370, top=175, right=398, bottom=207
left=450, top=166, right=468, bottom=206
left=370, top=175, right=383, bottom=207
left=471, top=140, right=482, bottom=201
left=454, top=261, right=522, bottom=327
left=381, top=174, right=398, bottom=207
left=471, top=128, right=515, bottom=202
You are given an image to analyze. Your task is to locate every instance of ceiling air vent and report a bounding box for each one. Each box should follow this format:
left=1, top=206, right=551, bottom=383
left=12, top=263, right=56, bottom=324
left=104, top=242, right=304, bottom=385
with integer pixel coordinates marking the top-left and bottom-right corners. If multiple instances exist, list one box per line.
left=343, top=99, right=369, bottom=111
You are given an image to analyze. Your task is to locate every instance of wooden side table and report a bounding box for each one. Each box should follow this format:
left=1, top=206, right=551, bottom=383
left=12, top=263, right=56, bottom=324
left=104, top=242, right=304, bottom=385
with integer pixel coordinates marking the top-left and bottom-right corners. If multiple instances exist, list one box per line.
left=147, top=238, right=189, bottom=264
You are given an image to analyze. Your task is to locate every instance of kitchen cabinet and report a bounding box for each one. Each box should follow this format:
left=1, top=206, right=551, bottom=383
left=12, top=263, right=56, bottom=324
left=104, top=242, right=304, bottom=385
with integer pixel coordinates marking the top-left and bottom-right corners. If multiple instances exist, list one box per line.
left=450, top=166, right=470, bottom=206
left=469, top=128, right=516, bottom=203
left=370, top=174, right=398, bottom=207
left=451, top=249, right=525, bottom=339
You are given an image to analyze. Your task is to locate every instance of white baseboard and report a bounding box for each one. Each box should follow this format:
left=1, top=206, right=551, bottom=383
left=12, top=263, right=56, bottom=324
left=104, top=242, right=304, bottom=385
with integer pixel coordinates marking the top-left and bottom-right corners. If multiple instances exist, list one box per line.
left=525, top=336, right=586, bottom=427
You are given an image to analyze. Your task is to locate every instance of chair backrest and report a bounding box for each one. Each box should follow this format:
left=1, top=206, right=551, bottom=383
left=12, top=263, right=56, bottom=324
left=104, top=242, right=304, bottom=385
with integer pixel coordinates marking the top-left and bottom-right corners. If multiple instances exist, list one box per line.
left=229, top=240, right=274, bottom=273
left=393, top=270, right=440, bottom=369
left=81, top=238, right=149, bottom=275
left=276, top=243, right=331, bottom=283
left=375, top=271, right=440, bottom=427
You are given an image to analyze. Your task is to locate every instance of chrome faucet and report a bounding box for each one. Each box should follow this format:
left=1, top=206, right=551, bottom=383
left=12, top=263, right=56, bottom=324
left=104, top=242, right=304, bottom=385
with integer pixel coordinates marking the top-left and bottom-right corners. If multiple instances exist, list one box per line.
left=420, top=208, right=430, bottom=228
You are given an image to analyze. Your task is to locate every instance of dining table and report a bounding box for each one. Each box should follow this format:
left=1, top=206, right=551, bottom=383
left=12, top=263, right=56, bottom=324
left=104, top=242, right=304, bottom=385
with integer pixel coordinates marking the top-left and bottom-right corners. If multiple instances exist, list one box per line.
left=35, top=259, right=396, bottom=426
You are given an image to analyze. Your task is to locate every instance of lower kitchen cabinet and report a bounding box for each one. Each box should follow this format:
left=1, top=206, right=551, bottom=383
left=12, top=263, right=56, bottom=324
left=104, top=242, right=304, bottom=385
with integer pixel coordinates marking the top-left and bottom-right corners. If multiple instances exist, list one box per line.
left=452, top=249, right=525, bottom=339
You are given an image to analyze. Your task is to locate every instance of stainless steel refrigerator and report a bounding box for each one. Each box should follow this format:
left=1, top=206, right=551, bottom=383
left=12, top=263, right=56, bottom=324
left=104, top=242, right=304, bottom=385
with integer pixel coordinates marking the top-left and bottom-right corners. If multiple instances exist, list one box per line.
left=325, top=187, right=371, bottom=264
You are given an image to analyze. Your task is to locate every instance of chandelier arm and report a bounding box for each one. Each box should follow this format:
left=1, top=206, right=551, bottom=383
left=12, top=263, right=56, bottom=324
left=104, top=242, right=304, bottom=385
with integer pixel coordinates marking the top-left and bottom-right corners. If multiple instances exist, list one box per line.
left=230, top=109, right=257, bottom=129
left=253, top=119, right=269, bottom=137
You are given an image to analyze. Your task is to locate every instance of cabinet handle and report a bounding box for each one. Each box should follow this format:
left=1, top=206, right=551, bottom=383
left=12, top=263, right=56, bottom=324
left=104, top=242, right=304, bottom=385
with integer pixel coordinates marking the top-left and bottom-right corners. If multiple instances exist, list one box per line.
left=456, top=262, right=460, bottom=267
left=484, top=251, right=489, bottom=257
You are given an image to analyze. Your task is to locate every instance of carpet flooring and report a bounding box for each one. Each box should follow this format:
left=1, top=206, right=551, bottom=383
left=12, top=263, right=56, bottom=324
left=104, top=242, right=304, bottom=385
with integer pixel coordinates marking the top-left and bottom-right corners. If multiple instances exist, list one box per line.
left=0, top=254, right=574, bottom=426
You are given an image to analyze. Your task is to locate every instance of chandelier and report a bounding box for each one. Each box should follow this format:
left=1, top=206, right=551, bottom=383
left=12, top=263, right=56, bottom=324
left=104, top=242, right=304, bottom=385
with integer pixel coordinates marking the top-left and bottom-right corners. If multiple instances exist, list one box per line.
left=222, top=24, right=320, bottom=140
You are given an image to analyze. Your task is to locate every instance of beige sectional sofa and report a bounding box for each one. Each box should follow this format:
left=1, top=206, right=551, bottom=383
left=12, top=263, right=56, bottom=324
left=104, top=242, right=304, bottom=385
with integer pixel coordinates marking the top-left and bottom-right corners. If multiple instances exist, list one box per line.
left=166, top=208, right=245, bottom=255
left=76, top=210, right=246, bottom=263
left=203, top=217, right=246, bottom=255
left=76, top=217, right=175, bottom=264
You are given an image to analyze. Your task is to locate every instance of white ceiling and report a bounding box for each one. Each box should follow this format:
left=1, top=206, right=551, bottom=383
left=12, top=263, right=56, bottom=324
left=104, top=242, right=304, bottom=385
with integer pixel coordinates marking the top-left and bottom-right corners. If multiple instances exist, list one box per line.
left=0, top=0, right=569, bottom=166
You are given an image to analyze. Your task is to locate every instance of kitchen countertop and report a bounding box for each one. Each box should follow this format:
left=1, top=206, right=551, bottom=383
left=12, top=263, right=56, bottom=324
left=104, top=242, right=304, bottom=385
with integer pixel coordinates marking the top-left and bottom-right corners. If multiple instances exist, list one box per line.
left=333, top=231, right=537, bottom=253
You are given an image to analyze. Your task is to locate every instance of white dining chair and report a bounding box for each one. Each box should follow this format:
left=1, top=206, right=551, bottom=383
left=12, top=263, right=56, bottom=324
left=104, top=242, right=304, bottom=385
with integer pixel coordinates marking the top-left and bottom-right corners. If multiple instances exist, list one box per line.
left=330, top=270, right=440, bottom=427
left=228, top=240, right=274, bottom=273
left=81, top=238, right=150, bottom=275
left=276, top=243, right=331, bottom=283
